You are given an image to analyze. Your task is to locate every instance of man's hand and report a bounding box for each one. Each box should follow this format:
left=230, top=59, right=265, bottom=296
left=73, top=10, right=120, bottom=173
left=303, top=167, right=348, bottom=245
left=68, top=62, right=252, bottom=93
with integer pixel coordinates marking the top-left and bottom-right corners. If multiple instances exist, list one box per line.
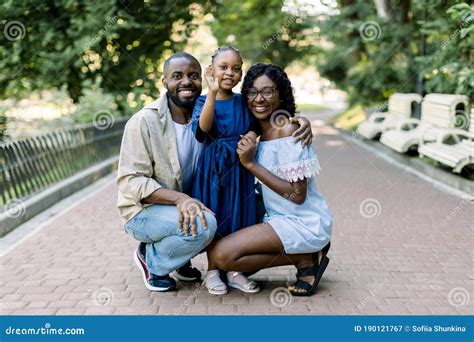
left=175, top=196, right=213, bottom=238
left=290, top=115, right=313, bottom=146
left=237, top=131, right=258, bottom=168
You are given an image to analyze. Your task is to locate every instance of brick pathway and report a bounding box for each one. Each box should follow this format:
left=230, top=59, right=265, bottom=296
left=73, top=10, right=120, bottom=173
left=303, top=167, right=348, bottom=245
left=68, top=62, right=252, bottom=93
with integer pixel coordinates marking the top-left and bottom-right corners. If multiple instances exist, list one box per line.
left=1, top=112, right=472, bottom=315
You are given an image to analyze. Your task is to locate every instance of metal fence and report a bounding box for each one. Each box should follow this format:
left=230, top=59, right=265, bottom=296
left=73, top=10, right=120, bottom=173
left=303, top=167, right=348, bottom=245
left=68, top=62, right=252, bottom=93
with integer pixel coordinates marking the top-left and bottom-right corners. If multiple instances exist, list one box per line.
left=0, top=119, right=127, bottom=207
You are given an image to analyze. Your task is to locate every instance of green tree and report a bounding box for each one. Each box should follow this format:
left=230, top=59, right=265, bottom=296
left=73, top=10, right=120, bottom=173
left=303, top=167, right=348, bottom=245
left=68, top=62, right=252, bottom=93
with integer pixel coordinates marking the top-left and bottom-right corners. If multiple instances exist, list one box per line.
left=0, top=0, right=206, bottom=102
left=417, top=3, right=473, bottom=99
left=209, top=0, right=316, bottom=67
left=315, top=0, right=473, bottom=106
left=0, top=106, right=7, bottom=141
left=315, top=0, right=416, bottom=106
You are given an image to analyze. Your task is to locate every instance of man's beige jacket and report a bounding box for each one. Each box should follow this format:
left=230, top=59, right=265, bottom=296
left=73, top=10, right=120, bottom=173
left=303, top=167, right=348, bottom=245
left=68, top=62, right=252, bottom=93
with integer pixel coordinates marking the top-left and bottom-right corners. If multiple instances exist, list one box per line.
left=117, top=94, right=183, bottom=224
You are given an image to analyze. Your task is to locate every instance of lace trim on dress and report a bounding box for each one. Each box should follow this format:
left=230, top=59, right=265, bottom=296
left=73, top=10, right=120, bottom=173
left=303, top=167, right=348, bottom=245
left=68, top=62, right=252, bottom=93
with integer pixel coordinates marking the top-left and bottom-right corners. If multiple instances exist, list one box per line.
left=269, top=157, right=321, bottom=182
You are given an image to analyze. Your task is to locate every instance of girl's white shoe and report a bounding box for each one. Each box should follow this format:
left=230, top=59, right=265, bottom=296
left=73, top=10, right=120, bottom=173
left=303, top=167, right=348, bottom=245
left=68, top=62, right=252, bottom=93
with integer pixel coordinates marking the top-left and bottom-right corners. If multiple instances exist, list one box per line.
left=203, top=270, right=228, bottom=295
left=227, top=271, right=260, bottom=293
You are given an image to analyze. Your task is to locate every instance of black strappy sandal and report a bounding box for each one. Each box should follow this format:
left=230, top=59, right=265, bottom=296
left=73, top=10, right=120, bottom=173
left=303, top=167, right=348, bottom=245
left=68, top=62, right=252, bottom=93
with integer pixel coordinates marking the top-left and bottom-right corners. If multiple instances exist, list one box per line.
left=289, top=242, right=331, bottom=297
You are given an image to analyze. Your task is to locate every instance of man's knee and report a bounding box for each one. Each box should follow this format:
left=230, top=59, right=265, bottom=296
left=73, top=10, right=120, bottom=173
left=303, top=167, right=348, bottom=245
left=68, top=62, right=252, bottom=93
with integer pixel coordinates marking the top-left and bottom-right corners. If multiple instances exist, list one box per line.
left=193, top=211, right=217, bottom=245
left=202, top=211, right=217, bottom=240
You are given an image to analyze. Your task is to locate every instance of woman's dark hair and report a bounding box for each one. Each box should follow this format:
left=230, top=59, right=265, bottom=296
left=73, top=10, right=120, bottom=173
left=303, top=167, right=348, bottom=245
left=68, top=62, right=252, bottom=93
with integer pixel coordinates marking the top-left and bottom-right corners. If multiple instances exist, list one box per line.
left=241, top=63, right=296, bottom=116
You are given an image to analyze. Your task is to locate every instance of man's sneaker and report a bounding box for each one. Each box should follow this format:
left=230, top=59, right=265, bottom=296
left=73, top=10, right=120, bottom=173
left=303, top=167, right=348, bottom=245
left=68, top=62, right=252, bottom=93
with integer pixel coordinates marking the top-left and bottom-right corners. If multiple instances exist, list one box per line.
left=134, top=243, right=176, bottom=292
left=173, top=261, right=202, bottom=282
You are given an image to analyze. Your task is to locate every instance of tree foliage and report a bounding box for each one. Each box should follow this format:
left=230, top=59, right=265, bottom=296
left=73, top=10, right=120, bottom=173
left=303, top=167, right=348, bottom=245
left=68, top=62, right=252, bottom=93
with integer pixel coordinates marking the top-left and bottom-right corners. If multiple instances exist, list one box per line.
left=0, top=0, right=206, bottom=102
left=209, top=0, right=316, bottom=67
left=417, top=2, right=473, bottom=98
left=1, top=0, right=472, bottom=113
left=315, top=0, right=474, bottom=106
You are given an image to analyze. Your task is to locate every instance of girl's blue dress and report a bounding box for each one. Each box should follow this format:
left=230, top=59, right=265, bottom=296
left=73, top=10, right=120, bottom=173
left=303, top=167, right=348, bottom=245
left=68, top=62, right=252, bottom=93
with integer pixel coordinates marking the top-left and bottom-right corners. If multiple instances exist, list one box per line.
left=191, top=94, right=256, bottom=237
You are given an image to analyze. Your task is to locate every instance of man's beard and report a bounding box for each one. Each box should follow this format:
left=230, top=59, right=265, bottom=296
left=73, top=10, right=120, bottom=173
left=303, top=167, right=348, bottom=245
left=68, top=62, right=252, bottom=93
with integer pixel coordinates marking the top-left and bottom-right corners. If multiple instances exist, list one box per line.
left=167, top=92, right=196, bottom=110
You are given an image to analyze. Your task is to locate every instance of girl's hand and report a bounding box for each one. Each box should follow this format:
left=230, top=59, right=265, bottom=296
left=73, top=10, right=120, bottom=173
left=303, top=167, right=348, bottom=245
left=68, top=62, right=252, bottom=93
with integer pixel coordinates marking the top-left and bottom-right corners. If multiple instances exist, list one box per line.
left=237, top=132, right=258, bottom=168
left=290, top=115, right=313, bottom=146
left=205, top=66, right=219, bottom=94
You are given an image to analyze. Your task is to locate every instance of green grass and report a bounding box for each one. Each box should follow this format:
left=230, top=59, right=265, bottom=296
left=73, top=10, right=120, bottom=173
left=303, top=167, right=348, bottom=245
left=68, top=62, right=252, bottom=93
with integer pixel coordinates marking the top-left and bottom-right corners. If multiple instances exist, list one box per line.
left=329, top=105, right=366, bottom=131
left=297, top=103, right=329, bottom=112
left=417, top=155, right=439, bottom=167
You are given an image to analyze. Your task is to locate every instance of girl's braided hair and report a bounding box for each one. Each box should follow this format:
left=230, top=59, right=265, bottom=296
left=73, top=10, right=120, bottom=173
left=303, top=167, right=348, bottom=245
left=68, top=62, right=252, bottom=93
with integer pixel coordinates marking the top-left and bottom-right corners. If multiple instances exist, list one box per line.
left=211, top=45, right=242, bottom=62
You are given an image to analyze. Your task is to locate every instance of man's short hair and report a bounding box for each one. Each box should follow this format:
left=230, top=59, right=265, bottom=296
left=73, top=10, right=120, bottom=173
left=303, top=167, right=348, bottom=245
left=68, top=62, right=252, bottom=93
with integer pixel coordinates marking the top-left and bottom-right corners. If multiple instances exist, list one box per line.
left=163, top=52, right=201, bottom=73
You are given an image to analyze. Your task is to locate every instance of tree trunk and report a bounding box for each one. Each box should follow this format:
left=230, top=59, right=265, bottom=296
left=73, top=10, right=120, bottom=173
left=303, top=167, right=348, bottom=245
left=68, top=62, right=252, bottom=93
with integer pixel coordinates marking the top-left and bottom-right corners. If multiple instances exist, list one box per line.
left=66, top=70, right=82, bottom=103
left=399, top=0, right=411, bottom=23
left=374, top=0, right=395, bottom=21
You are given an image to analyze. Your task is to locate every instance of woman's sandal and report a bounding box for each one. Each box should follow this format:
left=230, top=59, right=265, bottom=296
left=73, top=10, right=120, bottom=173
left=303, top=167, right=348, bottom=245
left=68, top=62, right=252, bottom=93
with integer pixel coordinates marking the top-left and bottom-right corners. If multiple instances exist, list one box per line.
left=289, top=242, right=331, bottom=297
left=227, top=272, right=260, bottom=293
left=203, top=270, right=228, bottom=295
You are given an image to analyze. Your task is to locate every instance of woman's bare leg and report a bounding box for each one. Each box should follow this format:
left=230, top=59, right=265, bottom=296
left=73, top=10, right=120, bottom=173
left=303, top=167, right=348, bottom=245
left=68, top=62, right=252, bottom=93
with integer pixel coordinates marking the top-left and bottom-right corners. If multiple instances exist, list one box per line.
left=208, top=223, right=332, bottom=294
left=208, top=223, right=313, bottom=272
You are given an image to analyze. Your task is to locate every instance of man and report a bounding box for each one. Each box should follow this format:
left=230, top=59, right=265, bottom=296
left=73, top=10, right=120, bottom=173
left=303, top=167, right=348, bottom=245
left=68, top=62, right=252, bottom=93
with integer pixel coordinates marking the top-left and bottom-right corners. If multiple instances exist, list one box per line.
left=117, top=52, right=313, bottom=292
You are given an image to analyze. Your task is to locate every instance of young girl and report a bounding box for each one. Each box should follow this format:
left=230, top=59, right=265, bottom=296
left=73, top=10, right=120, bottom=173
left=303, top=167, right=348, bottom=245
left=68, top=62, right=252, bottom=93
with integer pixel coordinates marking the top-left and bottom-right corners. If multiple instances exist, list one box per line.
left=192, top=46, right=259, bottom=295
left=206, top=63, right=332, bottom=296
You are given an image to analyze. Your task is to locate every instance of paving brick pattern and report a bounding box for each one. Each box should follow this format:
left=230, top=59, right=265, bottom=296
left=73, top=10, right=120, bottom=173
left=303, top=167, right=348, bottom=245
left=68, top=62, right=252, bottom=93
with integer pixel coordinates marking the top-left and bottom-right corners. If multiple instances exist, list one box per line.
left=1, top=114, right=472, bottom=315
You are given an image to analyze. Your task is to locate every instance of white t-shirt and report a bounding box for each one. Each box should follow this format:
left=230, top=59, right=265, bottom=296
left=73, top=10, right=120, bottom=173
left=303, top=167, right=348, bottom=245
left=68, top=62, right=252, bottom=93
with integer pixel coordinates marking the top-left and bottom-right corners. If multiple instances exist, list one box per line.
left=172, top=121, right=203, bottom=195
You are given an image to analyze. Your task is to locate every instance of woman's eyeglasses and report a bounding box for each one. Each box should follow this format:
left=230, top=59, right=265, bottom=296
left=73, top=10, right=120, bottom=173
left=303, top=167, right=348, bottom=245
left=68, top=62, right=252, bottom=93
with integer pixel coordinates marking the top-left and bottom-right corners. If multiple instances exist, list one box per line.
left=246, top=87, right=276, bottom=100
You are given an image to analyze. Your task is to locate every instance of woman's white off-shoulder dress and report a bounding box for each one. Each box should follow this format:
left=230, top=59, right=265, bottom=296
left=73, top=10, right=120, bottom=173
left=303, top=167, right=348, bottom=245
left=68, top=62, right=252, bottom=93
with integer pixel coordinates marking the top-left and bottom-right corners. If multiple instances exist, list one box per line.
left=256, top=137, right=332, bottom=254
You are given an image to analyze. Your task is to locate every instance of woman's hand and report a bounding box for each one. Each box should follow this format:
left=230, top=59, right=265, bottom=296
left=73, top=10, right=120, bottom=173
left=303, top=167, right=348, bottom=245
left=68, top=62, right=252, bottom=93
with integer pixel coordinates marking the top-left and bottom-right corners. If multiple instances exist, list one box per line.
left=290, top=115, right=313, bottom=146
left=205, top=66, right=219, bottom=94
left=237, top=131, right=258, bottom=168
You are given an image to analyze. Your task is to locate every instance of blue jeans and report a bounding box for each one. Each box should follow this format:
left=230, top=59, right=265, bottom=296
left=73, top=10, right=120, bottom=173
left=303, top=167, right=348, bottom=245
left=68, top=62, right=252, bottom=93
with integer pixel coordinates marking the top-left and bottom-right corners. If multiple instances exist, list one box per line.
left=125, top=204, right=217, bottom=276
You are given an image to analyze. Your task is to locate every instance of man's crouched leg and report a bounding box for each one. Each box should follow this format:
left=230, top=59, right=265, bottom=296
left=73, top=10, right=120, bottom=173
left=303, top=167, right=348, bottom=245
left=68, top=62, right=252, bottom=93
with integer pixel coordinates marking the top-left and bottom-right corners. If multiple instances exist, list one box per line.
left=125, top=204, right=217, bottom=291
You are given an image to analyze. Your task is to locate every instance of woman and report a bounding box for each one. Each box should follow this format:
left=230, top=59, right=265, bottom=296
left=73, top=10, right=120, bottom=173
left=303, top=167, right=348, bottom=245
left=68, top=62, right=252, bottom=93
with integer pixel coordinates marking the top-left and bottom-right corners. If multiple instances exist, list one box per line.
left=207, top=63, right=332, bottom=296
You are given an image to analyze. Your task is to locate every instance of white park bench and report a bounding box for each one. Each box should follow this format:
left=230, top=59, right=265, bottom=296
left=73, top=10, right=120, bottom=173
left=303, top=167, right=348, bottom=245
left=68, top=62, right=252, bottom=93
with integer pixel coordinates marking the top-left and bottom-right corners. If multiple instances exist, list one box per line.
left=379, top=94, right=470, bottom=154
left=357, top=93, right=422, bottom=140
left=418, top=128, right=474, bottom=174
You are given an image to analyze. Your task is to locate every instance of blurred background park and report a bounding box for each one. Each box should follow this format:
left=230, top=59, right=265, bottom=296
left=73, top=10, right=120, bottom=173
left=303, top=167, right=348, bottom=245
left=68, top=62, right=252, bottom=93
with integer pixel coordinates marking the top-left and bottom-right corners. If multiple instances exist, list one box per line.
left=1, top=0, right=472, bottom=140
left=0, top=0, right=472, bottom=213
